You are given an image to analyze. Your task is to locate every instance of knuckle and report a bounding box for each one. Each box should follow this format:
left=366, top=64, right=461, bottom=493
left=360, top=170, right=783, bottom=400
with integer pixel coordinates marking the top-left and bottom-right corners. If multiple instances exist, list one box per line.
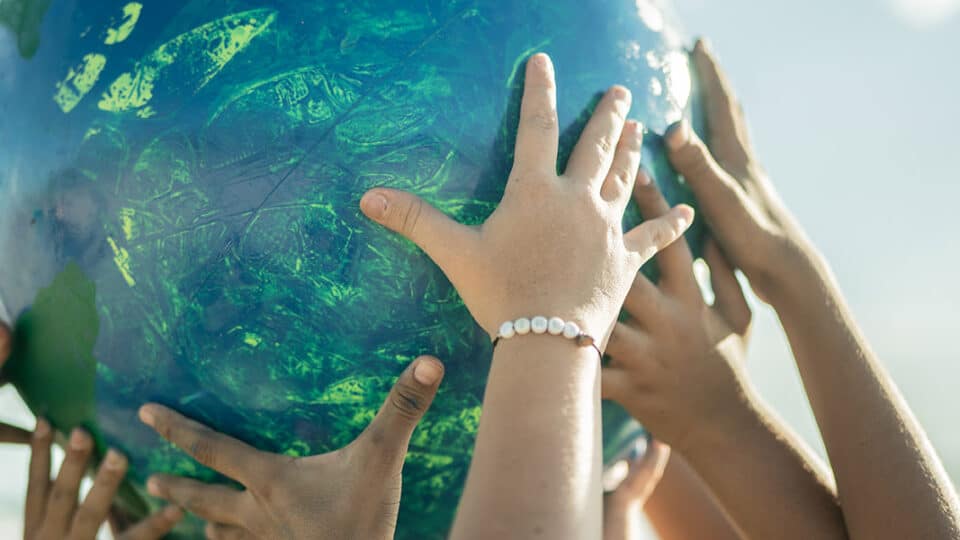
left=389, top=382, right=427, bottom=422
left=180, top=491, right=206, bottom=513
left=649, top=223, right=671, bottom=248
left=525, top=107, right=558, bottom=131
left=672, top=141, right=713, bottom=178
left=50, top=483, right=75, bottom=505
left=609, top=165, right=631, bottom=186
left=188, top=435, right=217, bottom=468
left=153, top=413, right=174, bottom=442
left=396, top=197, right=423, bottom=237
left=595, top=135, right=615, bottom=157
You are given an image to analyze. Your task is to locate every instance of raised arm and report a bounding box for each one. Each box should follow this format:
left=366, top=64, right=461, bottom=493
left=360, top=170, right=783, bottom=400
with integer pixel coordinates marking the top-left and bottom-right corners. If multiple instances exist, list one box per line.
left=601, top=171, right=845, bottom=539
left=643, top=453, right=744, bottom=540
left=664, top=39, right=960, bottom=539
left=361, top=53, right=692, bottom=540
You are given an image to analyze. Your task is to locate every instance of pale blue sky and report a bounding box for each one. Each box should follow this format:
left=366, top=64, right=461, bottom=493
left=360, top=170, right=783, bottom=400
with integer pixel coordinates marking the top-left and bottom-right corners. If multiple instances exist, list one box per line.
left=670, top=0, right=960, bottom=479
left=1, top=0, right=959, bottom=536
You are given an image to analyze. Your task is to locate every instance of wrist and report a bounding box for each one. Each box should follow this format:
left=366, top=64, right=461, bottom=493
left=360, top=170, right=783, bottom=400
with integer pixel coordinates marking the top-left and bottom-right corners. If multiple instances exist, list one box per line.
left=603, top=493, right=643, bottom=517
left=762, top=239, right=837, bottom=315
left=750, top=232, right=826, bottom=308
left=674, top=386, right=766, bottom=465
left=492, top=331, right=599, bottom=365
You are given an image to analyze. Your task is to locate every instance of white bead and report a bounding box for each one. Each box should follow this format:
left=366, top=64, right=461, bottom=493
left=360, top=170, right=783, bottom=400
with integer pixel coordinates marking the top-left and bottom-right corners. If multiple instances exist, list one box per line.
left=562, top=321, right=581, bottom=339
left=514, top=317, right=531, bottom=335
left=530, top=316, right=548, bottom=334
left=498, top=321, right=516, bottom=339
left=548, top=317, right=565, bottom=335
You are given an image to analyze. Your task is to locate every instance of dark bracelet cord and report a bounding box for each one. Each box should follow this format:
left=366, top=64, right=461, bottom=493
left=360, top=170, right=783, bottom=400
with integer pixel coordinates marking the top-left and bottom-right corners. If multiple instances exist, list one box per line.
left=491, top=335, right=603, bottom=360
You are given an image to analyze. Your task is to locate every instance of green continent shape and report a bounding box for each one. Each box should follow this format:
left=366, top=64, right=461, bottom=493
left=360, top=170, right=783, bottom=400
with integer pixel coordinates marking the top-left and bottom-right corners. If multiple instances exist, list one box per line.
left=98, top=8, right=277, bottom=114
left=104, top=2, right=142, bottom=45
left=0, top=0, right=52, bottom=58
left=53, top=53, right=108, bottom=113
left=6, top=263, right=98, bottom=437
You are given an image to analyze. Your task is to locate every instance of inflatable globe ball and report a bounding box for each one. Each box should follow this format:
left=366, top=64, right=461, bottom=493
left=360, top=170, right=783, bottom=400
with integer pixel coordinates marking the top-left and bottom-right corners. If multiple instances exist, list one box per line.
left=0, top=1, right=704, bottom=537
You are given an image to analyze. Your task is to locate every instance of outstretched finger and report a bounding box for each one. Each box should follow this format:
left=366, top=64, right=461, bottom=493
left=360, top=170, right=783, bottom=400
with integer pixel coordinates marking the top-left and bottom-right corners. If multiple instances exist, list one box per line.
left=605, top=322, right=656, bottom=373
left=24, top=419, right=53, bottom=538
left=691, top=39, right=752, bottom=174
left=139, top=404, right=274, bottom=488
left=623, top=205, right=695, bottom=265
left=118, top=506, right=183, bottom=540
left=704, top=239, right=752, bottom=335
left=600, top=120, right=643, bottom=205
left=664, top=121, right=763, bottom=235
left=70, top=449, right=129, bottom=539
left=632, top=170, right=698, bottom=300
left=565, top=85, right=632, bottom=187
left=617, top=439, right=671, bottom=499
left=43, top=428, right=94, bottom=537
left=147, top=475, right=247, bottom=526
left=512, top=53, right=559, bottom=175
left=359, top=356, right=444, bottom=462
left=360, top=188, right=479, bottom=275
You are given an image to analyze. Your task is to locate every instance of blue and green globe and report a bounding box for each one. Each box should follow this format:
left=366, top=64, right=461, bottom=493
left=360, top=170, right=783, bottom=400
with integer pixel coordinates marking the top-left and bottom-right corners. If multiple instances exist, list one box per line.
left=0, top=0, right=704, bottom=537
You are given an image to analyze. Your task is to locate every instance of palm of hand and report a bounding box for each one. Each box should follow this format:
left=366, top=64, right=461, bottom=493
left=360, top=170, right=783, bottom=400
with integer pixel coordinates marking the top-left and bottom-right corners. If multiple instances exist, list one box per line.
left=243, top=445, right=403, bottom=540
left=140, top=357, right=445, bottom=540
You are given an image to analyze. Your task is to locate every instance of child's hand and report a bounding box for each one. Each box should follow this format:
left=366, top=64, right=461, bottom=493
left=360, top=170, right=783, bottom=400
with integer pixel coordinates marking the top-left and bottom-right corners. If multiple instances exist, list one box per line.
left=603, top=440, right=671, bottom=540
left=664, top=40, right=812, bottom=304
left=24, top=423, right=182, bottom=540
left=139, top=357, right=444, bottom=540
left=601, top=173, right=755, bottom=454
left=605, top=439, right=671, bottom=511
left=361, top=53, right=693, bottom=343
left=1, top=324, right=35, bottom=444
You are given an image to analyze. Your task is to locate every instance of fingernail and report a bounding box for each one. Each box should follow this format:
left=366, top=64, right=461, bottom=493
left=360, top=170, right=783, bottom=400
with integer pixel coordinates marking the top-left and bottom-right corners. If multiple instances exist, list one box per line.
left=69, top=428, right=91, bottom=450
left=635, top=121, right=645, bottom=142
left=163, top=505, right=183, bottom=521
left=665, top=120, right=690, bottom=151
left=104, top=449, right=127, bottom=470
left=360, top=191, right=388, bottom=220
left=694, top=37, right=711, bottom=53
left=676, top=205, right=695, bottom=230
left=531, top=52, right=551, bottom=69
left=612, top=85, right=631, bottom=101
left=34, top=418, right=50, bottom=439
left=138, top=405, right=156, bottom=427
left=637, top=168, right=652, bottom=186
left=413, top=358, right=443, bottom=385
left=147, top=476, right=162, bottom=497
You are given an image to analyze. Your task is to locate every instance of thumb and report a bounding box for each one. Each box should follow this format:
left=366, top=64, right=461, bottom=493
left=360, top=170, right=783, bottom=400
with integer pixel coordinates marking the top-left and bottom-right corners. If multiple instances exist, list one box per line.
left=623, top=204, right=694, bottom=264
left=664, top=121, right=755, bottom=226
left=361, top=356, right=445, bottom=457
left=360, top=188, right=477, bottom=272
left=619, top=439, right=671, bottom=496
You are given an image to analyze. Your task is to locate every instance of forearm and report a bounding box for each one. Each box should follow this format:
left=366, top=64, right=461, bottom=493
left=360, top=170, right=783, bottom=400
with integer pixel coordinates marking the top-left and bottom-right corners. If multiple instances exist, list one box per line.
left=643, top=453, right=744, bottom=540
left=603, top=500, right=644, bottom=540
left=450, top=334, right=603, bottom=540
left=681, top=393, right=846, bottom=540
left=771, top=251, right=960, bottom=539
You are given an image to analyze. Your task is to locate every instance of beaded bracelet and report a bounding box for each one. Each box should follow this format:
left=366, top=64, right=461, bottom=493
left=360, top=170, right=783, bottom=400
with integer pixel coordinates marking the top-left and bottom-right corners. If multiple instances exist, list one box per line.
left=492, top=316, right=602, bottom=359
